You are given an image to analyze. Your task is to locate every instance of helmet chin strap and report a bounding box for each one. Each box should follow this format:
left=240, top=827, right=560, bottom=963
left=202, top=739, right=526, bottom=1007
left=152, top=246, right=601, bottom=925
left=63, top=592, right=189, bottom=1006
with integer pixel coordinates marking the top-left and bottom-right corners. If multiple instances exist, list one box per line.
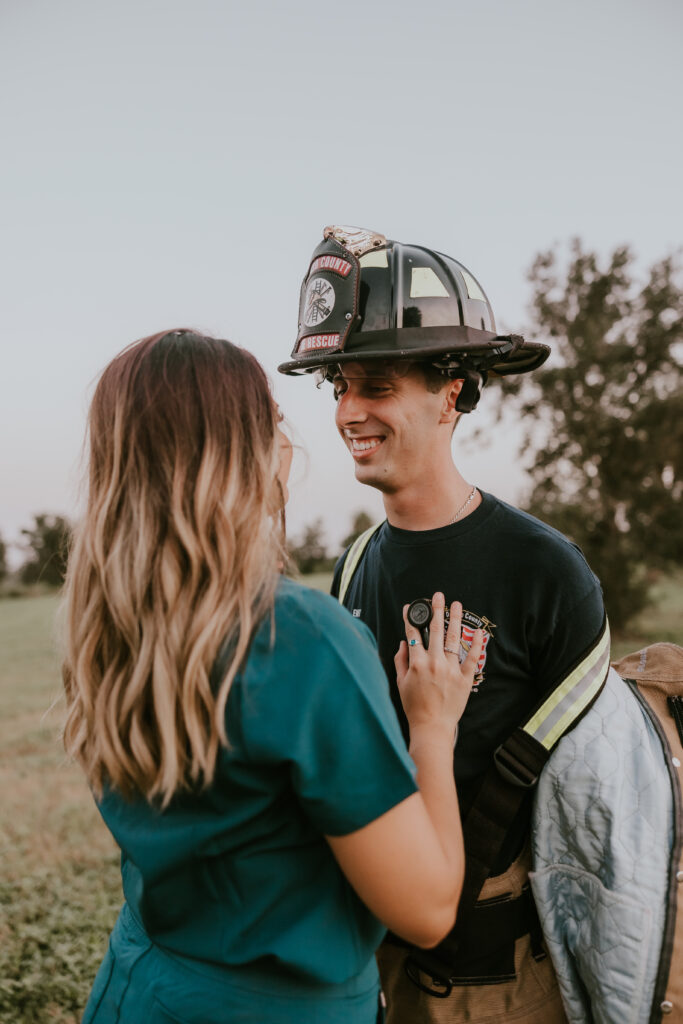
left=446, top=368, right=486, bottom=413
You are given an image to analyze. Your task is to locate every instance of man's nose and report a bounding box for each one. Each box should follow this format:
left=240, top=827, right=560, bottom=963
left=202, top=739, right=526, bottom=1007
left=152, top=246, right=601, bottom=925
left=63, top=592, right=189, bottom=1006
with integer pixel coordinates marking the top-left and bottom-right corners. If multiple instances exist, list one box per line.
left=335, top=387, right=368, bottom=427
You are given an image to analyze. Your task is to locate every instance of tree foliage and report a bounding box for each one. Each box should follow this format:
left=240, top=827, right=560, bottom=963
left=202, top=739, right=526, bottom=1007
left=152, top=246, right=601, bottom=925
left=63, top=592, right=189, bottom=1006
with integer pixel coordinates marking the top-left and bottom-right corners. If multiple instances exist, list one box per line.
left=19, top=514, right=72, bottom=587
left=341, top=510, right=375, bottom=550
left=288, top=517, right=334, bottom=574
left=501, top=240, right=682, bottom=630
left=0, top=533, right=7, bottom=582
left=289, top=511, right=376, bottom=575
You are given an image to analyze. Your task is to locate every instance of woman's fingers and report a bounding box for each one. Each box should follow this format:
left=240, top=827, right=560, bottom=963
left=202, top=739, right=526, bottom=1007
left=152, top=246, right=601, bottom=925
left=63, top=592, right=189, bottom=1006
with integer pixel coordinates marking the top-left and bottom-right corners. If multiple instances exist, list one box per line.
left=445, top=601, right=463, bottom=658
left=428, top=592, right=445, bottom=650
left=402, top=603, right=427, bottom=659
left=394, top=640, right=409, bottom=683
left=462, top=628, right=484, bottom=678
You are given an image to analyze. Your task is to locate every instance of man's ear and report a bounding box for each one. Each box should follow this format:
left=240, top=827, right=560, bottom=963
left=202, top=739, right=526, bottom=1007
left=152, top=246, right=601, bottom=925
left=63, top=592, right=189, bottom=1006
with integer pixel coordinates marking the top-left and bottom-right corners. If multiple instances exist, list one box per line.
left=439, top=378, right=463, bottom=425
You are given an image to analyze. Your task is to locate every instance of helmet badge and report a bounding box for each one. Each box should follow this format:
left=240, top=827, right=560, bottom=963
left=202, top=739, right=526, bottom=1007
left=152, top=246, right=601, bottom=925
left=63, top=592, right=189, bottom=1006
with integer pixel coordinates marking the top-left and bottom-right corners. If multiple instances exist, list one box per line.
left=323, top=225, right=387, bottom=258
left=303, top=277, right=336, bottom=327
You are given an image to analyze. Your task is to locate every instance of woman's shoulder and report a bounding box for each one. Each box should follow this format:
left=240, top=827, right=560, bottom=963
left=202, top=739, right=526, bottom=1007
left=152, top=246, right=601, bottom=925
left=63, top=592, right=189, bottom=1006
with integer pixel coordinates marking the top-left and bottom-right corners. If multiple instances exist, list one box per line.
left=239, top=577, right=383, bottom=722
left=274, top=576, right=374, bottom=645
left=241, top=576, right=380, bottom=692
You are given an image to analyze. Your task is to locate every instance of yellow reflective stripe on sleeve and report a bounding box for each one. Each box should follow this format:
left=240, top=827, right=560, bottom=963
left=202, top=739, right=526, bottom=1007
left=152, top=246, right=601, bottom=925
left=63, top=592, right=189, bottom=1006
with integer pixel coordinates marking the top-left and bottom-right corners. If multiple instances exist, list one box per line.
left=338, top=523, right=383, bottom=605
left=523, top=620, right=611, bottom=751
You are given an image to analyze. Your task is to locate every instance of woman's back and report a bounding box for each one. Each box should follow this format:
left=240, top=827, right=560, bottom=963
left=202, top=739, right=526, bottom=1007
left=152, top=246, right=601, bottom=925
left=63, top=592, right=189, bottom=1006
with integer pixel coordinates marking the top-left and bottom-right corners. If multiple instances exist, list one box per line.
left=94, top=579, right=416, bottom=993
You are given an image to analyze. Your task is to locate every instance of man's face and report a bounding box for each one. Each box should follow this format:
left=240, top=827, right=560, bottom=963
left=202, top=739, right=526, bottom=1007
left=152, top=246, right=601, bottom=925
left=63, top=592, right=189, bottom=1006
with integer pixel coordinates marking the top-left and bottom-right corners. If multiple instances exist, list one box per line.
left=332, top=361, right=454, bottom=494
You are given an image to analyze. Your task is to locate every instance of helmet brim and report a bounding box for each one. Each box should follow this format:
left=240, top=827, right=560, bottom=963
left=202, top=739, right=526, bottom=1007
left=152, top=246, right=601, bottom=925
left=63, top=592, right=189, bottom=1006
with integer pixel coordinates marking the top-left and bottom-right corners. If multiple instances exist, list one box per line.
left=278, top=328, right=550, bottom=377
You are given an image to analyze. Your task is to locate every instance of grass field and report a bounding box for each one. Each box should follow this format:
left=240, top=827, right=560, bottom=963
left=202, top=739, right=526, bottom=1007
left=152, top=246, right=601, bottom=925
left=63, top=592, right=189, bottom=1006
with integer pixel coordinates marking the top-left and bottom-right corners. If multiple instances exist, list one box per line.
left=1, top=577, right=682, bottom=1022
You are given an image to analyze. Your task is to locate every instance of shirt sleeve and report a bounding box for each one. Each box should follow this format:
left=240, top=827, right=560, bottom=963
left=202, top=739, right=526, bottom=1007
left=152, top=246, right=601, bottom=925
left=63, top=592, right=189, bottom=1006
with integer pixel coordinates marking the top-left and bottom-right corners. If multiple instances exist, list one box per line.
left=529, top=547, right=607, bottom=695
left=240, top=586, right=418, bottom=836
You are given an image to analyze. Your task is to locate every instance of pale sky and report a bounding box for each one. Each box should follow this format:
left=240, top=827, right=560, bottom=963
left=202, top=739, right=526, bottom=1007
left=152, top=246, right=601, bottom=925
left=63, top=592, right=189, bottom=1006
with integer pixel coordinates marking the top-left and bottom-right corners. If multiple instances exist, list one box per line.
left=2, top=0, right=681, bottom=563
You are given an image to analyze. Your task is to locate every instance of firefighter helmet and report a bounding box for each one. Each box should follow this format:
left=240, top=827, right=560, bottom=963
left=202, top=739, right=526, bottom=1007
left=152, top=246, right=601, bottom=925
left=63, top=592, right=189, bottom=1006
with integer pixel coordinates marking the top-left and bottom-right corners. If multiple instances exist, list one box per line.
left=277, top=226, right=549, bottom=411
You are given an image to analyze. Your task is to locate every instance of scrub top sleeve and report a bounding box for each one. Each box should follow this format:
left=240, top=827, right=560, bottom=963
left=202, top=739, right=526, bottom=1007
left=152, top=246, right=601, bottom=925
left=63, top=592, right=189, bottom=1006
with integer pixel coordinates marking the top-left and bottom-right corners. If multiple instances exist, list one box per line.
left=243, top=610, right=418, bottom=838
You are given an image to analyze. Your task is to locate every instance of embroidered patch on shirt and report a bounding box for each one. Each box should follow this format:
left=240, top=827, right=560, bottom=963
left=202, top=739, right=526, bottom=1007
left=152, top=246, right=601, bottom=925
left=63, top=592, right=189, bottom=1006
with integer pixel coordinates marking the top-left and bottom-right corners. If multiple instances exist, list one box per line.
left=446, top=606, right=496, bottom=689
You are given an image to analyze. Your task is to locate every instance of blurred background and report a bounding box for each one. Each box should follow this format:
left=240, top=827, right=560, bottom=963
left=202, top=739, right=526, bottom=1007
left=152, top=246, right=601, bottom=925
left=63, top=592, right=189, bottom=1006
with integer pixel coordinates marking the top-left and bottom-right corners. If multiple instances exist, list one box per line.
left=1, top=0, right=681, bottom=1020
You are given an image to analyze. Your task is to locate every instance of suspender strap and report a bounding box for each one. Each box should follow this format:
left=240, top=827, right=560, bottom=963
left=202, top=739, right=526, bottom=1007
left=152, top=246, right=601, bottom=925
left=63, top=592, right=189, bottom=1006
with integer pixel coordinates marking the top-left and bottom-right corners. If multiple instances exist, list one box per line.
left=403, top=616, right=612, bottom=989
left=462, top=616, right=611, bottom=919
left=338, top=522, right=383, bottom=605
left=402, top=883, right=544, bottom=992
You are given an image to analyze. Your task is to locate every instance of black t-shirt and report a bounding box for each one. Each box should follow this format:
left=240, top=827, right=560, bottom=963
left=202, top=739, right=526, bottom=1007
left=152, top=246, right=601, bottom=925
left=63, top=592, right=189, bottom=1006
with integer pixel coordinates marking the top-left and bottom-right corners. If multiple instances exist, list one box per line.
left=331, top=490, right=605, bottom=871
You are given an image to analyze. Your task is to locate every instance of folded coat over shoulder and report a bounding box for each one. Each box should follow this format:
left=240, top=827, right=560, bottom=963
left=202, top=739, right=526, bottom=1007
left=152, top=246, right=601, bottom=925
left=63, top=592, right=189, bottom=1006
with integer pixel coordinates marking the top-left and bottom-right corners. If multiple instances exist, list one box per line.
left=531, top=653, right=683, bottom=1024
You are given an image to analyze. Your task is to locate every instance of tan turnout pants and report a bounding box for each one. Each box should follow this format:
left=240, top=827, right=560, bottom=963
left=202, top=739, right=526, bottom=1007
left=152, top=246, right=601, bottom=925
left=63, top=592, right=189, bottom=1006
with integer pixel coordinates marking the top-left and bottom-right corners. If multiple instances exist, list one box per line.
left=376, top=846, right=568, bottom=1024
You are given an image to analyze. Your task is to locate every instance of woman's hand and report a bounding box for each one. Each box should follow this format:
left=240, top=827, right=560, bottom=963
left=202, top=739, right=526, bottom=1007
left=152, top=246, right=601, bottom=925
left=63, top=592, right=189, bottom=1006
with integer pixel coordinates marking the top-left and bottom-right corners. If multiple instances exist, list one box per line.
left=328, top=592, right=480, bottom=946
left=394, top=592, right=483, bottom=739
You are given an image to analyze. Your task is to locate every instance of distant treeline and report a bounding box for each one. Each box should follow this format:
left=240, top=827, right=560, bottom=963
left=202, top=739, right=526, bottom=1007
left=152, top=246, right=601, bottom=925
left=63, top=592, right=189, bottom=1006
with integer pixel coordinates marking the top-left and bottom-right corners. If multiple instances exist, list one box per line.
left=0, top=510, right=375, bottom=592
left=0, top=514, right=71, bottom=592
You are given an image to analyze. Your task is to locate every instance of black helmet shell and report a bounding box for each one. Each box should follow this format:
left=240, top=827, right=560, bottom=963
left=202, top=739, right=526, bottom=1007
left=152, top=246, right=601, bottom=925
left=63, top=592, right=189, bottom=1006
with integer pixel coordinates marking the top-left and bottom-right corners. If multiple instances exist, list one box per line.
left=278, top=226, right=549, bottom=378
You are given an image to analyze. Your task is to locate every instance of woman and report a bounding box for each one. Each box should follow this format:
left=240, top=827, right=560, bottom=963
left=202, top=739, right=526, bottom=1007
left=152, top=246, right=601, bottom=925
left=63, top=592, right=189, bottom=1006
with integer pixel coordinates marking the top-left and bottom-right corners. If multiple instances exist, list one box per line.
left=62, top=329, right=482, bottom=1023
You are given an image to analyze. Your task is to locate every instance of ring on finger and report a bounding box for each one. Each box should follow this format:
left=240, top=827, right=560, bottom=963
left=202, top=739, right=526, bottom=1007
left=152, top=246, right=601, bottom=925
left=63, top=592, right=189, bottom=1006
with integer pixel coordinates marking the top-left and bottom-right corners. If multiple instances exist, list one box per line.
left=409, top=639, right=423, bottom=647
left=444, top=645, right=460, bottom=655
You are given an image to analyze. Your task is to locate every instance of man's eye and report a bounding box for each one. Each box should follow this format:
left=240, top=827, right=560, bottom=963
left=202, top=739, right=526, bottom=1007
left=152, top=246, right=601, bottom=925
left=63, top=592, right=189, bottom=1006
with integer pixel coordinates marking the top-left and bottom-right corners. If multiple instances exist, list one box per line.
left=333, top=384, right=347, bottom=401
left=364, top=385, right=390, bottom=396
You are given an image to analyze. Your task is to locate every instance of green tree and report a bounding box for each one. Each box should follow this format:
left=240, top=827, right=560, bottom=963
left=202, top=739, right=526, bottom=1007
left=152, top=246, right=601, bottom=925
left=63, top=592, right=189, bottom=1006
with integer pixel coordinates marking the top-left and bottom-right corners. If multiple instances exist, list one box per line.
left=0, top=533, right=7, bottom=582
left=341, top=510, right=375, bottom=550
left=289, top=518, right=331, bottom=574
left=501, top=241, right=682, bottom=630
left=19, top=514, right=72, bottom=587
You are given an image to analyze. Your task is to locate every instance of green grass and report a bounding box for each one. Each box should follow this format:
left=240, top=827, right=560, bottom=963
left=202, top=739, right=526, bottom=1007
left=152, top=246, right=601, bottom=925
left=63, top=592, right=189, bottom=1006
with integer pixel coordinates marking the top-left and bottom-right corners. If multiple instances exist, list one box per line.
left=0, top=580, right=681, bottom=1022
left=0, top=595, right=120, bottom=1024
left=293, top=570, right=334, bottom=593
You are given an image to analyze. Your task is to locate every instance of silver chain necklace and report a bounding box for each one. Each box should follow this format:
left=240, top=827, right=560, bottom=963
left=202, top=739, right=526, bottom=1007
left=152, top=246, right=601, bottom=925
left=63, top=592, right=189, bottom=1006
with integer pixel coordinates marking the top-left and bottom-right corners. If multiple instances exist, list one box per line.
left=449, top=485, right=477, bottom=524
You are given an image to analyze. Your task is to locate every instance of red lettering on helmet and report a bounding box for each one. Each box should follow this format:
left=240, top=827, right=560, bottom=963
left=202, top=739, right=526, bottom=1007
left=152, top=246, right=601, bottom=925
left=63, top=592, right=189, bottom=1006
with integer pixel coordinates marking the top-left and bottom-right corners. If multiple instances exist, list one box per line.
left=297, top=333, right=341, bottom=352
left=310, top=256, right=352, bottom=278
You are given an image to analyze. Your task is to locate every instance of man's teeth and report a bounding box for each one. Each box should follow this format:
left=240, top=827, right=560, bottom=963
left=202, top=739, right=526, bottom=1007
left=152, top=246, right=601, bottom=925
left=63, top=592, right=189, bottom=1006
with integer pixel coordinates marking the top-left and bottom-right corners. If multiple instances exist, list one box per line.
left=351, top=438, right=381, bottom=451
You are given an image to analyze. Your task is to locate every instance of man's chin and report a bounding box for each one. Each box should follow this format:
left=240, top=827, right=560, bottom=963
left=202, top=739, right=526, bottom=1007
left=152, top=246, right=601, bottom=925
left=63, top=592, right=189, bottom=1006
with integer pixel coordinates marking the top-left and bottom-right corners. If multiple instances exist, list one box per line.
left=353, top=461, right=395, bottom=494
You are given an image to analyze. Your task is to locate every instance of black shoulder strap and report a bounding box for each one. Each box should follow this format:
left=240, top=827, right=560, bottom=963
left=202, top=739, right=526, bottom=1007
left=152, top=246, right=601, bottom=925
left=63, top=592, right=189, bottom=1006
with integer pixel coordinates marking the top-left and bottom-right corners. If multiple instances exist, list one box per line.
left=404, top=617, right=612, bottom=986
left=460, top=617, right=612, bottom=925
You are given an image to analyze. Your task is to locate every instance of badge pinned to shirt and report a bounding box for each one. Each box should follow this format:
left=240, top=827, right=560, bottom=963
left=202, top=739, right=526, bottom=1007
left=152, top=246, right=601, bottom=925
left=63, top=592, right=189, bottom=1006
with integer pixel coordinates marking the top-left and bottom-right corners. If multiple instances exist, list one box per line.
left=446, top=606, right=496, bottom=689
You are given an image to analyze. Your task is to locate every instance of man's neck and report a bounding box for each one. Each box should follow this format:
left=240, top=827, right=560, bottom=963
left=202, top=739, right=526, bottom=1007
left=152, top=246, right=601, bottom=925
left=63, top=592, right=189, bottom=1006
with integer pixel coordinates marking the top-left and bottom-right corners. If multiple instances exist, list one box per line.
left=382, top=469, right=480, bottom=531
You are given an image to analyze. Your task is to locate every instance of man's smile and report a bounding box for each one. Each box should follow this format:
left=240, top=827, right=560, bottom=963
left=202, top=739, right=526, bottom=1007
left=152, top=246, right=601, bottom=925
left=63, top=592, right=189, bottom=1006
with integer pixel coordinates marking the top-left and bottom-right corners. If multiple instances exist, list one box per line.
left=344, top=432, right=386, bottom=459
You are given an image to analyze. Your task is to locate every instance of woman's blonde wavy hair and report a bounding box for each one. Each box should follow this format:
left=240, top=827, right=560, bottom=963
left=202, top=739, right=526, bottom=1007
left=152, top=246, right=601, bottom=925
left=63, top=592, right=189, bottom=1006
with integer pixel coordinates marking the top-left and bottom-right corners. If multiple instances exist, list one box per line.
left=62, top=329, right=285, bottom=806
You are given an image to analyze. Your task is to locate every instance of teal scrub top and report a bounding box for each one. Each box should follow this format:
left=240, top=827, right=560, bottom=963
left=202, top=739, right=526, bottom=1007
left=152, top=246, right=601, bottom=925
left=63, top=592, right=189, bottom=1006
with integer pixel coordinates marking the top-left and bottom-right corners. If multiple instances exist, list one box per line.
left=96, top=578, right=418, bottom=992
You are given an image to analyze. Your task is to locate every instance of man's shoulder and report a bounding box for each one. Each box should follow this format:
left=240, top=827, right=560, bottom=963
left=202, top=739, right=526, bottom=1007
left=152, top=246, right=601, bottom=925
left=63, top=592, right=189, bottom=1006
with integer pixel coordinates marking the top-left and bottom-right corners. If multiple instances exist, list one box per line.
left=487, top=495, right=593, bottom=561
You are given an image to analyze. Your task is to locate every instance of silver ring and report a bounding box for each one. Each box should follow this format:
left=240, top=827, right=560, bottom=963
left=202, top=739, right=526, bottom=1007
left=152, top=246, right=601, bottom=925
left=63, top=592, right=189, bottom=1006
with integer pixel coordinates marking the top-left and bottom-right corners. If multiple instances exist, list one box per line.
left=444, top=645, right=460, bottom=655
left=409, top=639, right=423, bottom=647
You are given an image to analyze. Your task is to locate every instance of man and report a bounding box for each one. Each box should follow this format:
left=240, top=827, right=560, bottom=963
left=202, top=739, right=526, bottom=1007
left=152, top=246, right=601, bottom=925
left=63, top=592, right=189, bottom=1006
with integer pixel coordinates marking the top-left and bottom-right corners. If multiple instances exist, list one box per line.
left=279, top=226, right=610, bottom=1023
